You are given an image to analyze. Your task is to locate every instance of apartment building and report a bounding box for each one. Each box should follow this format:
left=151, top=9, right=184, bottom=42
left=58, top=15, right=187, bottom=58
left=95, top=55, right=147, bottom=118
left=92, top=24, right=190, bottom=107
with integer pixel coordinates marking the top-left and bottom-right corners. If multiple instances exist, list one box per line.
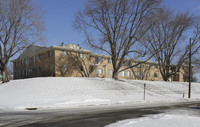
left=11, top=43, right=187, bottom=82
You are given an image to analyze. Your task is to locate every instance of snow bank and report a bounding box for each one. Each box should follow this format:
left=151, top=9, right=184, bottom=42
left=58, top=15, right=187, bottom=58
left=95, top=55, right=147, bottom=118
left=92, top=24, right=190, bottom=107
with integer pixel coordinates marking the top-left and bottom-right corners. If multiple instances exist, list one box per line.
left=105, top=114, right=200, bottom=127
left=0, top=77, right=200, bottom=110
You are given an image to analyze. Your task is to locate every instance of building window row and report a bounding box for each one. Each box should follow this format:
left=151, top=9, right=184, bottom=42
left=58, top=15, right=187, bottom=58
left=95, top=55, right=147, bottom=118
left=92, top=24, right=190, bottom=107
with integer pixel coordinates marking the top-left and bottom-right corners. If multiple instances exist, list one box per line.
left=62, top=50, right=84, bottom=58
left=108, top=58, right=112, bottom=63
left=15, top=51, right=54, bottom=67
left=107, top=69, right=113, bottom=75
left=48, top=51, right=52, bottom=57
left=79, top=53, right=83, bottom=58
left=123, top=61, right=131, bottom=66
left=146, top=72, right=150, bottom=78
left=134, top=62, right=140, bottom=68
left=134, top=71, right=140, bottom=78
left=95, top=57, right=102, bottom=63
left=154, top=73, right=158, bottom=77
left=62, top=51, right=67, bottom=56
left=96, top=68, right=103, bottom=74
left=120, top=71, right=130, bottom=77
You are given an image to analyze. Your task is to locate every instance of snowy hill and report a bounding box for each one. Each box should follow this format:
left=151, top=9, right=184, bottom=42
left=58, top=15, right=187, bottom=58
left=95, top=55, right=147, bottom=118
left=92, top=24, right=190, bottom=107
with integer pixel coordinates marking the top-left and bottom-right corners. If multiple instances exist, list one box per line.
left=0, top=77, right=200, bottom=110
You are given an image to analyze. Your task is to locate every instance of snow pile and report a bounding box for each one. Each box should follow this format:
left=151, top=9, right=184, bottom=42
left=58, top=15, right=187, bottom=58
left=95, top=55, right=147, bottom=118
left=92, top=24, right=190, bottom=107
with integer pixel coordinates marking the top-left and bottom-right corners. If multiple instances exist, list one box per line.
left=0, top=77, right=200, bottom=110
left=105, top=114, right=200, bottom=127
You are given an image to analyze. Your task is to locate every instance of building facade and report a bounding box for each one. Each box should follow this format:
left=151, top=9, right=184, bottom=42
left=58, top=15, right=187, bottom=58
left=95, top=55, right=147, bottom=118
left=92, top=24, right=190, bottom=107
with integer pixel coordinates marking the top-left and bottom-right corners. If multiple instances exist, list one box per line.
left=12, top=43, right=187, bottom=82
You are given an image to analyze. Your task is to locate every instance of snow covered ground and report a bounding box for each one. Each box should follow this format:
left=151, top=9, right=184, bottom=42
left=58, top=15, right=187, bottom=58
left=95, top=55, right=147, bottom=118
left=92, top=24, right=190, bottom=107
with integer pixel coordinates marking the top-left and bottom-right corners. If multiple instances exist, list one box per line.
left=0, top=77, right=200, bottom=110
left=105, top=114, right=200, bottom=127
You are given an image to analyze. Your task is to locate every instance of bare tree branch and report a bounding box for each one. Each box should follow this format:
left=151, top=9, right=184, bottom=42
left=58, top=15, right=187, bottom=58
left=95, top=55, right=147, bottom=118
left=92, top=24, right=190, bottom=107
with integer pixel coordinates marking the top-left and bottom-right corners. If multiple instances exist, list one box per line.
left=74, top=0, right=161, bottom=79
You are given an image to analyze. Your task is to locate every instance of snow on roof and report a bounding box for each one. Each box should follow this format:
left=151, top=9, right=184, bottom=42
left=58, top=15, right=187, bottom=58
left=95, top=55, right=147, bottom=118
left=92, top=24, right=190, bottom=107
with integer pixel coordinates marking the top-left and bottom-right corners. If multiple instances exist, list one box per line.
left=52, top=43, right=92, bottom=53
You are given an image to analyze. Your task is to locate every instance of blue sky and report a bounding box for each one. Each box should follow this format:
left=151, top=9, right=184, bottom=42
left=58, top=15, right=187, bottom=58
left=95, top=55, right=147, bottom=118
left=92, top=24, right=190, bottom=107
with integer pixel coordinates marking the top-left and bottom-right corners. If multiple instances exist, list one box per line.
left=34, top=0, right=200, bottom=48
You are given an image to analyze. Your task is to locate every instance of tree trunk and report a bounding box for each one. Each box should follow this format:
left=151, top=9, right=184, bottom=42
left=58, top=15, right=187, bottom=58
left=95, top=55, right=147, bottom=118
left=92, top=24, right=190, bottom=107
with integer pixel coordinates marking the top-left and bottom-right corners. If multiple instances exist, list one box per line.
left=2, top=67, right=9, bottom=83
left=162, top=75, right=169, bottom=81
left=112, top=70, right=118, bottom=80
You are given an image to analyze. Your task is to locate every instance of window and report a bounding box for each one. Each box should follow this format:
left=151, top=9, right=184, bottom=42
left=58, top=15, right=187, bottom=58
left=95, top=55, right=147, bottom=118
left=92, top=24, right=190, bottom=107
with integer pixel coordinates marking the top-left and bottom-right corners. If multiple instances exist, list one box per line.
left=120, top=71, right=125, bottom=77
left=108, top=58, right=112, bottom=63
left=89, top=56, right=91, bottom=61
left=48, top=51, right=52, bottom=57
left=25, top=58, right=29, bottom=65
left=95, top=57, right=98, bottom=63
left=123, top=61, right=131, bottom=66
left=21, top=59, right=23, bottom=65
left=34, top=56, right=37, bottom=63
left=15, top=72, right=17, bottom=77
left=146, top=72, right=150, bottom=78
left=154, top=73, right=158, bottom=77
left=39, top=66, right=42, bottom=72
left=79, top=66, right=84, bottom=71
left=96, top=68, right=103, bottom=74
left=63, top=64, right=67, bottom=68
left=79, top=52, right=83, bottom=58
left=14, top=62, right=17, bottom=67
left=146, top=64, right=150, bottom=68
left=134, top=72, right=140, bottom=79
left=107, top=69, right=113, bottom=75
left=155, top=64, right=158, bottom=69
left=122, top=61, right=126, bottom=65
left=24, top=70, right=26, bottom=77
left=39, top=54, right=42, bottom=59
left=49, top=65, right=51, bottom=71
left=25, top=69, right=28, bottom=77
left=62, top=51, right=67, bottom=56
left=21, top=70, right=23, bottom=77
left=125, top=71, right=130, bottom=77
left=135, top=62, right=140, bottom=68
left=95, top=57, right=102, bottom=63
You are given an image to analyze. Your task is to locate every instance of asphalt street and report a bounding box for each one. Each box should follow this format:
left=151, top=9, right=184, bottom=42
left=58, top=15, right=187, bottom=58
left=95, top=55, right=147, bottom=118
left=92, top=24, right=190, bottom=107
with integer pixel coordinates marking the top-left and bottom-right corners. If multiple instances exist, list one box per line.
left=1, top=101, right=200, bottom=127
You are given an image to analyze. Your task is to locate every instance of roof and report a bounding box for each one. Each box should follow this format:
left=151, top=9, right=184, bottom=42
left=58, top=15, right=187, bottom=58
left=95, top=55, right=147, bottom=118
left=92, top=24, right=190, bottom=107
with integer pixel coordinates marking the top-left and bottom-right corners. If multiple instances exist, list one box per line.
left=11, top=44, right=47, bottom=62
left=11, top=43, right=92, bottom=62
left=18, top=45, right=47, bottom=59
left=11, top=43, right=160, bottom=65
left=51, top=44, right=92, bottom=53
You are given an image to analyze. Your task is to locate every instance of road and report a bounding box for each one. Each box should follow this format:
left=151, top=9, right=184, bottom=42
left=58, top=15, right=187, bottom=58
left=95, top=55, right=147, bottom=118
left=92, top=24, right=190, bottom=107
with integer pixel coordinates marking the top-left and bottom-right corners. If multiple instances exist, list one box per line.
left=1, top=101, right=200, bottom=127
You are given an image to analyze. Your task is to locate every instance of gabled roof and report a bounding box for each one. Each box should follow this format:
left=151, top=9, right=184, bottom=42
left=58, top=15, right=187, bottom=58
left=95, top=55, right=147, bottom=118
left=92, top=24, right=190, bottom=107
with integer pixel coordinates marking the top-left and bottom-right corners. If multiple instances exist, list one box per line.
left=16, top=44, right=47, bottom=60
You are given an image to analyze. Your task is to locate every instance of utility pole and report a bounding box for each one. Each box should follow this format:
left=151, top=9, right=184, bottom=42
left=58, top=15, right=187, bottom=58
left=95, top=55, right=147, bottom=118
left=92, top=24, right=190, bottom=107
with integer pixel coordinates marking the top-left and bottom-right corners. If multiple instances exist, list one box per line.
left=144, top=83, right=146, bottom=100
left=188, top=38, right=192, bottom=98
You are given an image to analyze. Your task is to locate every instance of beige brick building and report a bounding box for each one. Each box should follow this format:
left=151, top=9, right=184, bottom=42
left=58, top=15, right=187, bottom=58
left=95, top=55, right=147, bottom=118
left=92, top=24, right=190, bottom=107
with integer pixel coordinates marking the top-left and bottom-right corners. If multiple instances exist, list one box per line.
left=12, top=43, right=187, bottom=82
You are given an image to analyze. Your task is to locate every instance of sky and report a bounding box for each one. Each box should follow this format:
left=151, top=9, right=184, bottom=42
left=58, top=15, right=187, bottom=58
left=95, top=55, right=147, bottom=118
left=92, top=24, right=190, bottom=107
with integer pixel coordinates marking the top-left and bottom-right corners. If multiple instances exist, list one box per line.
left=34, top=0, right=200, bottom=49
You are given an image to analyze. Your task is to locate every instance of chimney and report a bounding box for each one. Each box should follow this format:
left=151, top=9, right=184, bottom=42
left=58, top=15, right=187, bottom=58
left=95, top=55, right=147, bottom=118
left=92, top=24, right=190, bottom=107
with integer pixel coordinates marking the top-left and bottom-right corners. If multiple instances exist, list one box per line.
left=77, top=44, right=81, bottom=49
left=61, top=42, right=64, bottom=46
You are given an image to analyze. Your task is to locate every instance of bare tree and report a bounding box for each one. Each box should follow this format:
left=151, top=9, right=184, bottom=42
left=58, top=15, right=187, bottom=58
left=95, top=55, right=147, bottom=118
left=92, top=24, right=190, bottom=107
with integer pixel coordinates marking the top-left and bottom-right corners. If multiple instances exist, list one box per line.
left=143, top=9, right=200, bottom=81
left=191, top=52, right=200, bottom=82
left=55, top=52, right=95, bottom=77
left=55, top=55, right=74, bottom=77
left=191, top=20, right=200, bottom=82
left=74, top=0, right=161, bottom=79
left=0, top=0, right=44, bottom=83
